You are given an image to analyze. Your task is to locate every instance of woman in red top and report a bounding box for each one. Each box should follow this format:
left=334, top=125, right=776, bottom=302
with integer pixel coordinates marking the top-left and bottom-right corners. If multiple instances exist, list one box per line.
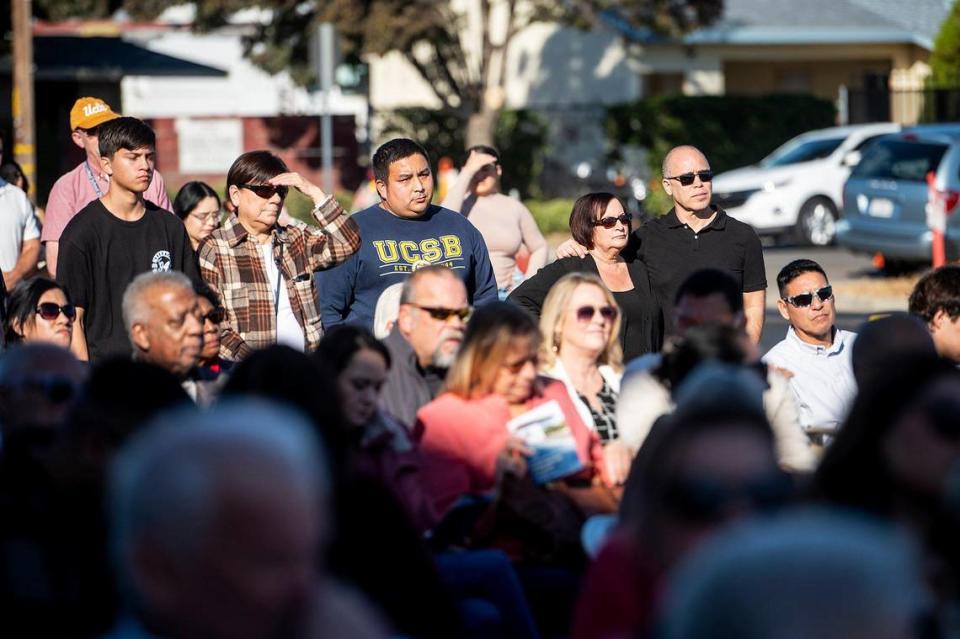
left=416, top=301, right=612, bottom=519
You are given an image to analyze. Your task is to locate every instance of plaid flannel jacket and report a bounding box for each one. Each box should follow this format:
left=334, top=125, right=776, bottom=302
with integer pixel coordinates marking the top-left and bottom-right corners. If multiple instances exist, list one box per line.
left=197, top=196, right=360, bottom=360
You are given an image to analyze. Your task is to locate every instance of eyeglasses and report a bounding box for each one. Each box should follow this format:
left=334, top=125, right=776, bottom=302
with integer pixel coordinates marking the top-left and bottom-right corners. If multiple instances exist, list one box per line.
left=79, top=126, right=100, bottom=137
left=575, top=305, right=618, bottom=323
left=36, top=302, right=77, bottom=322
left=664, top=170, right=713, bottom=186
left=592, top=213, right=632, bottom=229
left=782, top=285, right=833, bottom=308
left=664, top=471, right=794, bottom=524
left=408, top=304, right=472, bottom=322
left=203, top=307, right=226, bottom=324
left=503, top=354, right=539, bottom=374
left=240, top=184, right=289, bottom=200
left=190, top=209, right=221, bottom=223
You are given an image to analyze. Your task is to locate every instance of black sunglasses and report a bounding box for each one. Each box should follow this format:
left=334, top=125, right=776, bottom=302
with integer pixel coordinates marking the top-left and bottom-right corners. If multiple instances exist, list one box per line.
left=36, top=302, right=77, bottom=322
left=575, top=305, right=618, bottom=323
left=665, top=170, right=713, bottom=186
left=409, top=304, right=472, bottom=322
left=241, top=184, right=289, bottom=200
left=204, top=307, right=226, bottom=324
left=592, top=213, right=632, bottom=229
left=783, top=285, right=833, bottom=308
left=665, top=471, right=794, bottom=524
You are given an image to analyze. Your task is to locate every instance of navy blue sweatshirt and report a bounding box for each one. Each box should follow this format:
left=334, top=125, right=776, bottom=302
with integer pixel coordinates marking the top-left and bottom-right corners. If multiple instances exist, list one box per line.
left=317, top=203, right=498, bottom=328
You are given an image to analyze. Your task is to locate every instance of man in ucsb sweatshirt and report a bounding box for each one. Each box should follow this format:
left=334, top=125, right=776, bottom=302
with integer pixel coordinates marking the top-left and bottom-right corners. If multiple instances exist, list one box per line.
left=317, top=138, right=498, bottom=329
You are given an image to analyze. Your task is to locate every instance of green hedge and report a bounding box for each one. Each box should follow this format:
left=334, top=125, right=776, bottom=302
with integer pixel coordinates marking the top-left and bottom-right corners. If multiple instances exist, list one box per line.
left=526, top=198, right=575, bottom=235
left=606, top=94, right=837, bottom=178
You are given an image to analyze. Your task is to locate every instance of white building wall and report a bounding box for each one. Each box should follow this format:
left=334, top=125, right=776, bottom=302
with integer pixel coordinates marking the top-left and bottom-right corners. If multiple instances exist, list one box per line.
left=120, top=30, right=367, bottom=120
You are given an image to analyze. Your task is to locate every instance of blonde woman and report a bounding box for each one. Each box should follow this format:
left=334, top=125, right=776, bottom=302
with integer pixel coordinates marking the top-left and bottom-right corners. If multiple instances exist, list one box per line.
left=540, top=272, right=633, bottom=485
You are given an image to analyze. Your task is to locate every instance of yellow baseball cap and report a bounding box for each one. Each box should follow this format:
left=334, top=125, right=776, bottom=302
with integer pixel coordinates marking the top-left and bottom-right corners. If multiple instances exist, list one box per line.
left=70, top=97, right=120, bottom=131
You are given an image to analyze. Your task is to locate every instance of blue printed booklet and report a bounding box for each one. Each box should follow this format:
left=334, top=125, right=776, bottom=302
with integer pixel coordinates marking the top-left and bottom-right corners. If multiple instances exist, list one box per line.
left=507, top=400, right=584, bottom=484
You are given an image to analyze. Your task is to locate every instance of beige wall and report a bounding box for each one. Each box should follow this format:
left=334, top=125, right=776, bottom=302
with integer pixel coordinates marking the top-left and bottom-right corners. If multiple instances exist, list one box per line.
left=723, top=59, right=893, bottom=100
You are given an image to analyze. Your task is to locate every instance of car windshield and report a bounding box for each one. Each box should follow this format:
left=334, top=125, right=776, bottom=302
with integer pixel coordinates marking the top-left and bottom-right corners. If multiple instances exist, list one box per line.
left=851, top=140, right=948, bottom=182
left=761, top=137, right=845, bottom=167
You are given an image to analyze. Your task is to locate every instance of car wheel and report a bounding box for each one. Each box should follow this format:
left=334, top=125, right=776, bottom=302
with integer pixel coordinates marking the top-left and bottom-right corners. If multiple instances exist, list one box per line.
left=796, top=197, right=838, bottom=246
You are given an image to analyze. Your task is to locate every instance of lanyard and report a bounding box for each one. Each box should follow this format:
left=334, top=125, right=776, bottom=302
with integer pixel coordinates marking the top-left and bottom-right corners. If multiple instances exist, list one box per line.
left=83, top=162, right=105, bottom=198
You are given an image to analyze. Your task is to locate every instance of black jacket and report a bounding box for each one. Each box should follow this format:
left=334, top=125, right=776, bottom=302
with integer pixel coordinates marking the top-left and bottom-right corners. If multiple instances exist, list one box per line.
left=508, top=254, right=663, bottom=360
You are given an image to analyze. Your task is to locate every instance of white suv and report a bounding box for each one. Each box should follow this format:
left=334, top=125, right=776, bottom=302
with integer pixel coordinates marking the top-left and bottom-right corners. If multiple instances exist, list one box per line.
left=711, top=123, right=900, bottom=245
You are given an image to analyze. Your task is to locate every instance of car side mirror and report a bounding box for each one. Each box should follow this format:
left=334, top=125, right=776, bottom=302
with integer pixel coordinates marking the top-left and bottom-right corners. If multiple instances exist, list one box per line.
left=842, top=150, right=862, bottom=167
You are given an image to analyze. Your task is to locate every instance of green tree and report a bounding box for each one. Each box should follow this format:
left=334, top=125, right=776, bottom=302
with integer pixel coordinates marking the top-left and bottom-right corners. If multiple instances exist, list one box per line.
left=29, top=0, right=721, bottom=146
left=930, top=0, right=960, bottom=86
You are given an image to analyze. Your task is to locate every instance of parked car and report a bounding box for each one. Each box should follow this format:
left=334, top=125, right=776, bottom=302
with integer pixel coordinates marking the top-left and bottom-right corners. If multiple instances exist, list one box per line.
left=836, top=124, right=960, bottom=264
left=711, top=123, right=900, bottom=245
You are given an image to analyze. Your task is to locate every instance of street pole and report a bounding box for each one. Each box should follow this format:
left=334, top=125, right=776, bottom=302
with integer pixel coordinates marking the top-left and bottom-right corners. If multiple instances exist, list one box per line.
left=319, top=22, right=335, bottom=197
left=12, top=0, right=36, bottom=200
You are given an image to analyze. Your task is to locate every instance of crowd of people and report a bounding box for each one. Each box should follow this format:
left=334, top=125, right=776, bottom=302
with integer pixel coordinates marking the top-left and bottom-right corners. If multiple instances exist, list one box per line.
left=1, top=96, right=960, bottom=639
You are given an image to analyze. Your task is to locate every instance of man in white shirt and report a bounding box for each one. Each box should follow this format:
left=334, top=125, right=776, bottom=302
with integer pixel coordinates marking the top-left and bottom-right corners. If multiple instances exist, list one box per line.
left=0, top=132, right=40, bottom=290
left=763, top=259, right=857, bottom=438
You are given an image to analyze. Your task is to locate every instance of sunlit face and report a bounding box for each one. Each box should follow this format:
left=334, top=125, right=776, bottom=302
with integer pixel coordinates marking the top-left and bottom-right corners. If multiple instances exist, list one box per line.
left=133, top=286, right=203, bottom=376
left=197, top=295, right=222, bottom=362
left=397, top=273, right=469, bottom=368
left=184, top=196, right=221, bottom=249
left=231, top=182, right=284, bottom=237
left=337, top=348, right=389, bottom=429
left=662, top=148, right=712, bottom=214
left=102, top=145, right=156, bottom=194
left=928, top=311, right=960, bottom=364
left=491, top=335, right=540, bottom=405
left=20, top=288, right=74, bottom=349
left=558, top=284, right=616, bottom=358
left=472, top=162, right=501, bottom=196
left=376, top=154, right=434, bottom=219
left=777, top=271, right=835, bottom=346
left=590, top=199, right=629, bottom=253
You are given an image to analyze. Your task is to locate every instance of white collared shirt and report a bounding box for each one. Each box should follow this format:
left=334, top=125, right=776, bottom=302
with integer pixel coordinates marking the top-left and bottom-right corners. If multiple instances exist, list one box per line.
left=762, top=326, right=857, bottom=433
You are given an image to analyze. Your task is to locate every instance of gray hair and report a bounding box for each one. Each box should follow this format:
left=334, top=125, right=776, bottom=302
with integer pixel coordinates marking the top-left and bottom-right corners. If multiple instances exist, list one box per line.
left=661, top=508, right=930, bottom=639
left=399, top=265, right=460, bottom=305
left=108, top=399, right=329, bottom=597
left=122, top=270, right=194, bottom=345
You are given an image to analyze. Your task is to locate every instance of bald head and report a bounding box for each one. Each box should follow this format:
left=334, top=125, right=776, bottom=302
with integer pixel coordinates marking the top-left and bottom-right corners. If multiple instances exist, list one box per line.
left=662, top=145, right=709, bottom=179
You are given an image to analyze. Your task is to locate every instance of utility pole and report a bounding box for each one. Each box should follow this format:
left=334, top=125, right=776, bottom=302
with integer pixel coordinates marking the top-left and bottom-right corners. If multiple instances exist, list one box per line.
left=12, top=0, right=36, bottom=200
left=317, top=22, right=335, bottom=197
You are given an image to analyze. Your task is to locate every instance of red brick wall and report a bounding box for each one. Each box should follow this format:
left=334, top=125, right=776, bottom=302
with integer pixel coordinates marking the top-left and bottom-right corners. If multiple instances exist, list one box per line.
left=148, top=115, right=364, bottom=195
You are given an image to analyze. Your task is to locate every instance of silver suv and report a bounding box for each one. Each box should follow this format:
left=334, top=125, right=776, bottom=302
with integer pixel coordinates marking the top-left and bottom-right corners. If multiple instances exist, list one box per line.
left=837, top=124, right=960, bottom=264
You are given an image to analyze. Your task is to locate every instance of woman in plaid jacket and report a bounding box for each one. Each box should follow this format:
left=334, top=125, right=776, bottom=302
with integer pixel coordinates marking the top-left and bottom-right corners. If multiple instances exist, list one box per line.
left=198, top=151, right=361, bottom=361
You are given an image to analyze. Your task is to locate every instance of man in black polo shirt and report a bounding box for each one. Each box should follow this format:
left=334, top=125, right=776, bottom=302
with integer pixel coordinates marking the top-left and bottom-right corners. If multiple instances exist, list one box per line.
left=557, top=145, right=766, bottom=344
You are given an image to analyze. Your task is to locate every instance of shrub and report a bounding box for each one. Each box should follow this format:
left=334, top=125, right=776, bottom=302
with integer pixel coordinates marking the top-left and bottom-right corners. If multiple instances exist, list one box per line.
left=606, top=94, right=836, bottom=178
left=526, top=198, right=575, bottom=235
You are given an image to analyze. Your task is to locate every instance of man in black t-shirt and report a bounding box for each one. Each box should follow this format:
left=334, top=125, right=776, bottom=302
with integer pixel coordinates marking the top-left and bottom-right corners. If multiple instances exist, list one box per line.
left=57, top=117, right=198, bottom=362
left=557, top=145, right=766, bottom=345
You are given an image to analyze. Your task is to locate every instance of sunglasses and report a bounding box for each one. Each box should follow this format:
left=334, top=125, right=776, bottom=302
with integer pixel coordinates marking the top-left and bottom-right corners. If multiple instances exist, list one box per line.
left=665, top=170, right=713, bottom=186
left=665, top=471, right=794, bottom=524
left=409, top=304, right=472, bottom=322
left=592, top=213, right=632, bottom=229
left=503, top=354, right=539, bottom=374
left=36, top=302, right=77, bottom=322
left=240, top=184, right=289, bottom=200
left=204, top=307, right=226, bottom=324
left=783, top=285, right=833, bottom=308
left=575, top=305, right=618, bottom=323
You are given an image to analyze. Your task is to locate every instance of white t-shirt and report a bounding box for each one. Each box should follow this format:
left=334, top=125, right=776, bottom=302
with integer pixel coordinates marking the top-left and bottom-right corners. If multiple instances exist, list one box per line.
left=0, top=181, right=40, bottom=272
left=259, top=242, right=306, bottom=351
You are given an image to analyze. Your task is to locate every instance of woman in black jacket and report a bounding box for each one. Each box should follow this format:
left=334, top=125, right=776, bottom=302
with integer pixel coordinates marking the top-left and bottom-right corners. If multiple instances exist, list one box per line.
left=509, top=193, right=662, bottom=360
